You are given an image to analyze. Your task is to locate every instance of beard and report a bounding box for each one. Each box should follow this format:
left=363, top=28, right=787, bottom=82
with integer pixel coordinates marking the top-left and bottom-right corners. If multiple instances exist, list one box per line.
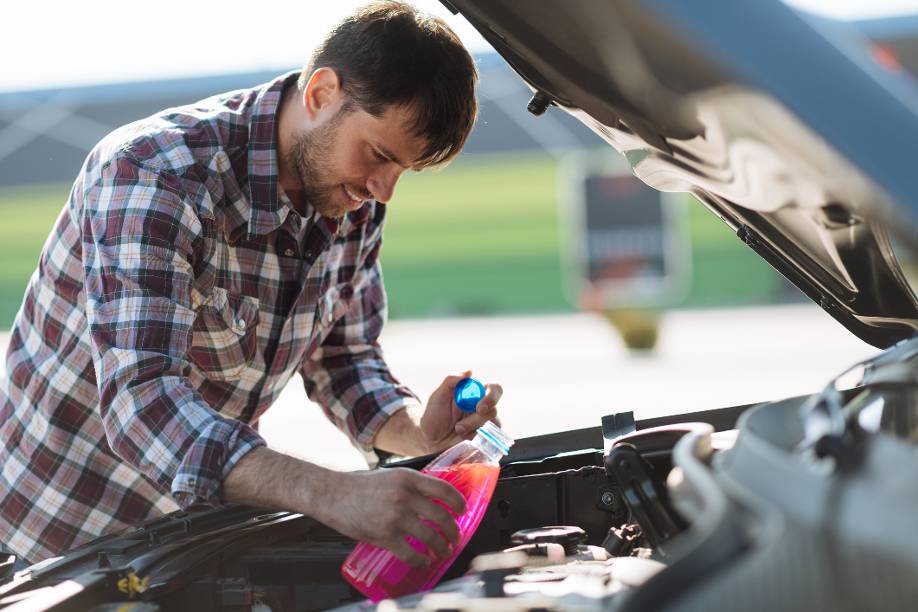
left=285, top=110, right=360, bottom=220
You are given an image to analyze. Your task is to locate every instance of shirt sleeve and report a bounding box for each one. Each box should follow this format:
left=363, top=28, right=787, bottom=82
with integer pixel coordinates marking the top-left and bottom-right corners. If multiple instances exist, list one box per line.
left=299, top=220, right=420, bottom=463
left=81, top=156, right=265, bottom=508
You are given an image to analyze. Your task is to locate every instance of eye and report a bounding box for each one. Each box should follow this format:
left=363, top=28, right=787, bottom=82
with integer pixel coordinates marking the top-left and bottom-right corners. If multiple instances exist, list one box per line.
left=371, top=147, right=388, bottom=163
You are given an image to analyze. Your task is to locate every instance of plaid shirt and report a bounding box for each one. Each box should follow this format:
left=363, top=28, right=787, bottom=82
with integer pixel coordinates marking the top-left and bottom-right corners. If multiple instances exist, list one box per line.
left=0, top=72, right=420, bottom=563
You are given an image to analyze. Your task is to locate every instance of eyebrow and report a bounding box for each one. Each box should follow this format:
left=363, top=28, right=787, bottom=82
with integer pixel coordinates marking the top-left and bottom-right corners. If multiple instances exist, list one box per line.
left=377, top=144, right=410, bottom=170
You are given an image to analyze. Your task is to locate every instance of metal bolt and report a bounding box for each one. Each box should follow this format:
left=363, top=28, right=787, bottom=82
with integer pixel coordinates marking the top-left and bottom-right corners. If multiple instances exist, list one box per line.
left=527, top=91, right=553, bottom=116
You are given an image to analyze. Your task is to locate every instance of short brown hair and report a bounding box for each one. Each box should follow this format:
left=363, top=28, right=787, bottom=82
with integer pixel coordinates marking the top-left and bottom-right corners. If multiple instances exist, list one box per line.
left=299, top=1, right=478, bottom=168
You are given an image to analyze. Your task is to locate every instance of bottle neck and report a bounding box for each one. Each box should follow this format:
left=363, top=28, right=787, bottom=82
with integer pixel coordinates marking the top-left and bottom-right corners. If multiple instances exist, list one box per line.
left=472, top=422, right=514, bottom=462
left=472, top=433, right=506, bottom=462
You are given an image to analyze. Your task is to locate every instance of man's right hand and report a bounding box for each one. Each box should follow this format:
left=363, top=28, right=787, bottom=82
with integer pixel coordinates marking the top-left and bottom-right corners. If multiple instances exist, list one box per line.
left=224, top=447, right=465, bottom=567
left=317, top=468, right=466, bottom=567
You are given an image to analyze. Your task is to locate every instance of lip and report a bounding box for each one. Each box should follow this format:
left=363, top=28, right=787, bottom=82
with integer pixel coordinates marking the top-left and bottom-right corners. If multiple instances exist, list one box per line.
left=342, top=184, right=367, bottom=205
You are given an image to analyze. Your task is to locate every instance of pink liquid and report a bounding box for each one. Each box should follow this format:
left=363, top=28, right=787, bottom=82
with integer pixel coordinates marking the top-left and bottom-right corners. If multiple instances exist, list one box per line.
left=341, top=462, right=500, bottom=601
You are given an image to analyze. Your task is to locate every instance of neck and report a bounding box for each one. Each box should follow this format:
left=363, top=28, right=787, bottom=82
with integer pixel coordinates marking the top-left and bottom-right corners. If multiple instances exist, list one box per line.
left=276, top=89, right=309, bottom=215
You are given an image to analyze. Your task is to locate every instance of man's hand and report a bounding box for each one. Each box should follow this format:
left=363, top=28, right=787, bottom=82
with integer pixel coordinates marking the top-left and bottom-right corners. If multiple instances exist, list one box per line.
left=373, top=370, right=503, bottom=457
left=420, top=370, right=502, bottom=451
left=224, top=447, right=466, bottom=567
left=319, top=468, right=466, bottom=567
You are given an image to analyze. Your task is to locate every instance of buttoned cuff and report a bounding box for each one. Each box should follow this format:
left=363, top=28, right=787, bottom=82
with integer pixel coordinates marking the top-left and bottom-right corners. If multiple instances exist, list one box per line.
left=171, top=419, right=266, bottom=509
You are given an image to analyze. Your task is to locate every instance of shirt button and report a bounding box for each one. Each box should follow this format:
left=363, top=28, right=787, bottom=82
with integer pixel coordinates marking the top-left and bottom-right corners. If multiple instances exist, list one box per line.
left=235, top=318, right=247, bottom=333
left=283, top=248, right=296, bottom=257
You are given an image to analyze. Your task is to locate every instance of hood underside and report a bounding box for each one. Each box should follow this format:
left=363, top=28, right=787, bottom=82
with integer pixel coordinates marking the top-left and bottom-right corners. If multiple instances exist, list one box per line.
left=445, top=0, right=918, bottom=348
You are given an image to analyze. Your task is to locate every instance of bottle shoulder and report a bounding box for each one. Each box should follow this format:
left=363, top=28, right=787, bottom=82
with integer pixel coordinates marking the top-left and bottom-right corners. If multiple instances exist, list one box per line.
left=424, top=440, right=493, bottom=471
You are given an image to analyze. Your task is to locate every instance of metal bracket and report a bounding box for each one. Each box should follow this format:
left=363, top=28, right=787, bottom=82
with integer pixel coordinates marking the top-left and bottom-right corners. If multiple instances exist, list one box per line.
left=605, top=443, right=682, bottom=550
left=602, top=411, right=636, bottom=454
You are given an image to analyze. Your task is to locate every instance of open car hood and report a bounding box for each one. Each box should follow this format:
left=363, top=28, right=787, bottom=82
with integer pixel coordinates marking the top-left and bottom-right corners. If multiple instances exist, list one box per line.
left=444, top=0, right=918, bottom=348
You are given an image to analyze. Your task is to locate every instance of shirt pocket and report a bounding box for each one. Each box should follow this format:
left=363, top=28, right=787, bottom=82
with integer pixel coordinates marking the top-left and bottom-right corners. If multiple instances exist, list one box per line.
left=189, top=287, right=260, bottom=381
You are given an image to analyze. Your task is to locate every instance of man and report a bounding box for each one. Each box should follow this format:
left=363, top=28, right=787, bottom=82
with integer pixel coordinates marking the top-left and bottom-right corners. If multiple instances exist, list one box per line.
left=0, top=1, right=500, bottom=571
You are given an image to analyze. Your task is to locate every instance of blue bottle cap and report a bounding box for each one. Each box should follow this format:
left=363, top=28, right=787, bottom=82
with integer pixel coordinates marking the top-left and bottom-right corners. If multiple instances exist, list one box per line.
left=454, top=377, right=485, bottom=413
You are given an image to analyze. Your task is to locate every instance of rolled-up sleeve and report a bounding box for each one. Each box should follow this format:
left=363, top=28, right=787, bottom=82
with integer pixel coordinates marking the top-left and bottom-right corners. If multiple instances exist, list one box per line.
left=300, top=225, right=420, bottom=461
left=81, top=156, right=265, bottom=507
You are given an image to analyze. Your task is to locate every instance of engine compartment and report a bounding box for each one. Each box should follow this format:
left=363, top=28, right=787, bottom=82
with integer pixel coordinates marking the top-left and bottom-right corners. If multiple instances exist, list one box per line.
left=0, top=401, right=740, bottom=612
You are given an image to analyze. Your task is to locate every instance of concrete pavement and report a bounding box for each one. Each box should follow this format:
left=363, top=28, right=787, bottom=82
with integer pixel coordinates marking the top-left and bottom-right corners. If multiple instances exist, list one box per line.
left=259, top=304, right=878, bottom=469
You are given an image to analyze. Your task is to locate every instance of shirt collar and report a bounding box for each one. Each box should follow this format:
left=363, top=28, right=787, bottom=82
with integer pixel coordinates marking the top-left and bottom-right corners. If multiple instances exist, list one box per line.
left=240, top=70, right=299, bottom=242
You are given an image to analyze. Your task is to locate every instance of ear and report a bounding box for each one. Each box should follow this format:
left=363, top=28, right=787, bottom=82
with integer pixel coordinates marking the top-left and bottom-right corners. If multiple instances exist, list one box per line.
left=301, top=67, right=344, bottom=121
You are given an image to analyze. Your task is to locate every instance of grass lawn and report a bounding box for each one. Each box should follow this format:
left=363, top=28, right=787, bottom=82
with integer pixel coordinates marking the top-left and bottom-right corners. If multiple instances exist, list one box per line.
left=0, top=152, right=782, bottom=329
left=0, top=185, right=68, bottom=329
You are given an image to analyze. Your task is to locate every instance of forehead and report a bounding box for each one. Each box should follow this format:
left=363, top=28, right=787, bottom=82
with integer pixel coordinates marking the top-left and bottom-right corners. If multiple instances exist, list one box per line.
left=344, top=103, right=428, bottom=169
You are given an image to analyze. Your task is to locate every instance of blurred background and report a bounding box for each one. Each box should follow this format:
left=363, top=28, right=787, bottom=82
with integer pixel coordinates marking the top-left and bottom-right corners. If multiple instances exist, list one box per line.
left=1, top=0, right=914, bottom=469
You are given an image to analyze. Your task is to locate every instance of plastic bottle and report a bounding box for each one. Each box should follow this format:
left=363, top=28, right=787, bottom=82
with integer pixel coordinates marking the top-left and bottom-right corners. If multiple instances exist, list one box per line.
left=341, top=420, right=514, bottom=601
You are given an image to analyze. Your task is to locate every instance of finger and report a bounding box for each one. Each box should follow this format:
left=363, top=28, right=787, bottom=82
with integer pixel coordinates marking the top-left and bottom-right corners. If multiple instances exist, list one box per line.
left=401, top=516, right=452, bottom=560
left=455, top=413, right=490, bottom=436
left=441, top=370, right=474, bottom=393
left=412, top=472, right=466, bottom=515
left=387, top=537, right=428, bottom=568
left=475, top=383, right=503, bottom=418
left=413, top=497, right=461, bottom=545
left=475, top=401, right=498, bottom=420
left=455, top=384, right=500, bottom=433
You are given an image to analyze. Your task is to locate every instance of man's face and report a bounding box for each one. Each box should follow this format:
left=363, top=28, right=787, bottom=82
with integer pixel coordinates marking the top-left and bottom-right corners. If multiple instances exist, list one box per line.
left=284, top=102, right=427, bottom=219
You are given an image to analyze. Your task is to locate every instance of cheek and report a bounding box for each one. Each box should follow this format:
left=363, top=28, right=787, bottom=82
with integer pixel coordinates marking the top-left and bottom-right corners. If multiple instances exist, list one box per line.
left=340, top=143, right=374, bottom=179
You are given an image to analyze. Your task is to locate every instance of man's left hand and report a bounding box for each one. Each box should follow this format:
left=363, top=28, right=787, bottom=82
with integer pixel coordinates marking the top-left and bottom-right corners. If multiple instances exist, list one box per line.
left=419, top=370, right=502, bottom=453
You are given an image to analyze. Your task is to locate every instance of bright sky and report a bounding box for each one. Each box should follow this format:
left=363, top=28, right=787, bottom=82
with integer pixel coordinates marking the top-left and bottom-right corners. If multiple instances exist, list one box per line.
left=0, top=1, right=490, bottom=93
left=2, top=0, right=917, bottom=93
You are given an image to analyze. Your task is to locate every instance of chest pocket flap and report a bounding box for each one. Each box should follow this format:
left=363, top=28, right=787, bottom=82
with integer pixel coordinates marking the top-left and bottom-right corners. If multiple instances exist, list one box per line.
left=189, top=287, right=260, bottom=381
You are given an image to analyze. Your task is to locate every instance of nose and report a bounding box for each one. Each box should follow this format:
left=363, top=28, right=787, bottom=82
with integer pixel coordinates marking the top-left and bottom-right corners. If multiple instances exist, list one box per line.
left=366, top=166, right=402, bottom=203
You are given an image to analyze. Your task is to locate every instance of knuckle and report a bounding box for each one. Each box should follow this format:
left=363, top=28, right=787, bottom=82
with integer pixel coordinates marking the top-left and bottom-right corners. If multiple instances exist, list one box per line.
left=391, top=468, right=412, bottom=484
left=380, top=516, right=397, bottom=532
left=436, top=505, right=458, bottom=528
left=390, top=488, right=408, bottom=505
left=416, top=522, right=436, bottom=542
left=433, top=483, right=457, bottom=502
